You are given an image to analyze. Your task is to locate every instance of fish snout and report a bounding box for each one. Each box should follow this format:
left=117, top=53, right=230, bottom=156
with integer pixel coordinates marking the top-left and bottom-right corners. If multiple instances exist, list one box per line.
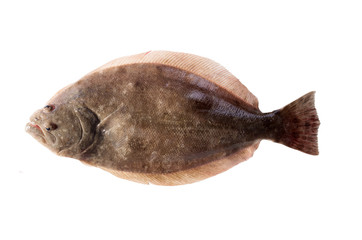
left=29, top=109, right=43, bottom=123
left=30, top=108, right=53, bottom=125
left=27, top=110, right=47, bottom=136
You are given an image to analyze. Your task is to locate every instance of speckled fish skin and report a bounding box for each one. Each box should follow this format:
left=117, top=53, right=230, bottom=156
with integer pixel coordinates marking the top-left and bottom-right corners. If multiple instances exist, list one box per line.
left=26, top=51, right=320, bottom=185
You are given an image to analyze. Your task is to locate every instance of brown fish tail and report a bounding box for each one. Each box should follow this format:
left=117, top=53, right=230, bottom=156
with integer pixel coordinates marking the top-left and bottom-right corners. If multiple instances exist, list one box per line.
left=275, top=91, right=320, bottom=155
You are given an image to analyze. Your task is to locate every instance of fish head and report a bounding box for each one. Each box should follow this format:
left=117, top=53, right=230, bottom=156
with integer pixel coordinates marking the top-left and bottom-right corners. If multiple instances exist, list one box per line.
left=26, top=103, right=99, bottom=157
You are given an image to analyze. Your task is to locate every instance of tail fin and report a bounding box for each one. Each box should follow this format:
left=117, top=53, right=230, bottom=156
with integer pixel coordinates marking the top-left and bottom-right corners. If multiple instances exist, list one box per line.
left=276, top=91, right=320, bottom=155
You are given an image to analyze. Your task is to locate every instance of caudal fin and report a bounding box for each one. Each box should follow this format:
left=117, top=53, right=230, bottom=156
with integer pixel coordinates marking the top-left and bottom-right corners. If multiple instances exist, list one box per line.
left=277, top=91, right=320, bottom=155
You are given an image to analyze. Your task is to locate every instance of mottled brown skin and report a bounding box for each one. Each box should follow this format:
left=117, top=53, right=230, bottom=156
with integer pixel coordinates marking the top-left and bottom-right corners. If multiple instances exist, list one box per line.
left=27, top=64, right=282, bottom=174
left=26, top=49, right=320, bottom=187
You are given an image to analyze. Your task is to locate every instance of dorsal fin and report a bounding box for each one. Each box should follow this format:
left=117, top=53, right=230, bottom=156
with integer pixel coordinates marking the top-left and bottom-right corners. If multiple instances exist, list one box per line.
left=98, top=141, right=260, bottom=186
left=90, top=51, right=259, bottom=108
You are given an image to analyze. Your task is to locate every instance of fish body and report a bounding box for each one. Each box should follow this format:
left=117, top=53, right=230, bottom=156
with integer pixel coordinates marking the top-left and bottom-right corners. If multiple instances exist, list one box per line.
left=26, top=51, right=320, bottom=185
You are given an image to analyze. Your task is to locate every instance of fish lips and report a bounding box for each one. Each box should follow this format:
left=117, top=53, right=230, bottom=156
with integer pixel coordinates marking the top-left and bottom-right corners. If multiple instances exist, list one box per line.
left=25, top=122, right=47, bottom=145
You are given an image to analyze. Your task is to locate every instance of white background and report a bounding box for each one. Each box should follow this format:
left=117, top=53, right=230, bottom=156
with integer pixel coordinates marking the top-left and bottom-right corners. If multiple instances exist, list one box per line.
left=1, top=1, right=361, bottom=239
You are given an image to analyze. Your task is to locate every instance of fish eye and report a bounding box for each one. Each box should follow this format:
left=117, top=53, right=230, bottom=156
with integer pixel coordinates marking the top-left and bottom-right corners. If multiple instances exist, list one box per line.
left=44, top=104, right=55, bottom=112
left=45, top=123, right=57, bottom=131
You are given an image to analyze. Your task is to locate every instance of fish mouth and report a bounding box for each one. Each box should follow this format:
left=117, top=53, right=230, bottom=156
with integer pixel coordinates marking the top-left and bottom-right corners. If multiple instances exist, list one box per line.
left=25, top=122, right=46, bottom=144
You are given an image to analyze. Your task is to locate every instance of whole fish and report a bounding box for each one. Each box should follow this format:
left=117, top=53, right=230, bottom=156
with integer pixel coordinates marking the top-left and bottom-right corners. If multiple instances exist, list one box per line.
left=26, top=51, right=320, bottom=185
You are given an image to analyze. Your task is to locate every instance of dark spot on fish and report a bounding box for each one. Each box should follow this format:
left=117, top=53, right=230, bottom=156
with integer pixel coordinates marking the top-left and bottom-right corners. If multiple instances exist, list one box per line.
left=134, top=80, right=146, bottom=91
left=292, top=132, right=300, bottom=139
left=50, top=123, right=58, bottom=130
left=292, top=118, right=299, bottom=124
left=134, top=81, right=141, bottom=87
left=192, top=98, right=213, bottom=111
left=187, top=90, right=213, bottom=111
left=115, top=67, right=127, bottom=75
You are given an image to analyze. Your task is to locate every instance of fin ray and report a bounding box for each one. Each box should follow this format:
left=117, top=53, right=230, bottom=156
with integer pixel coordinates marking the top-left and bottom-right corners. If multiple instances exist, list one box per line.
left=276, top=91, right=320, bottom=155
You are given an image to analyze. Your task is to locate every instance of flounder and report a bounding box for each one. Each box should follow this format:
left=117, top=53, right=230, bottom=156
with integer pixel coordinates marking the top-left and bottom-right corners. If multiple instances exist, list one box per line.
left=26, top=51, right=320, bottom=185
